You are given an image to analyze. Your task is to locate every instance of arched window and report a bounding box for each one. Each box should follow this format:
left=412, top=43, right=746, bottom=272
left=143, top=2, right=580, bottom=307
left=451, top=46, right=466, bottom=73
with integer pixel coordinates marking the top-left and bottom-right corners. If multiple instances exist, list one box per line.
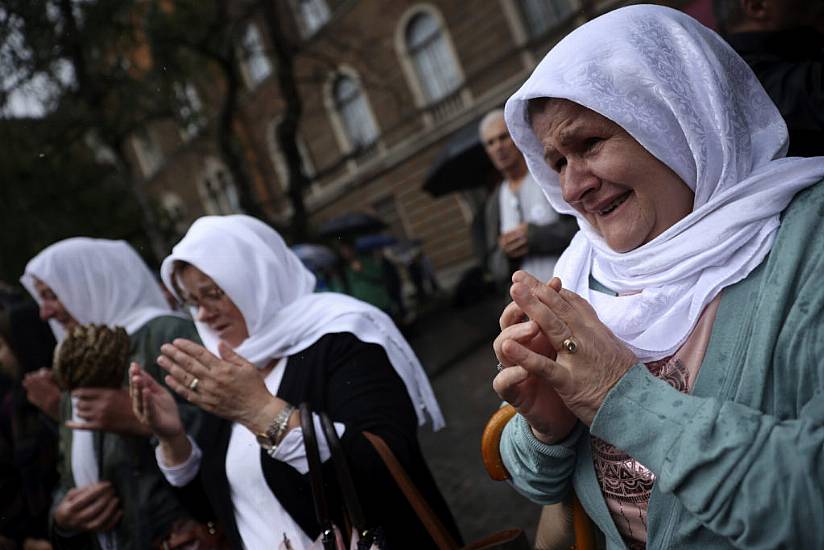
left=173, top=82, right=206, bottom=140
left=198, top=159, right=241, bottom=214
left=159, top=192, right=188, bottom=241
left=132, top=127, right=164, bottom=178
left=294, top=0, right=330, bottom=37
left=404, top=11, right=462, bottom=103
left=239, top=23, right=272, bottom=87
left=518, top=0, right=578, bottom=38
left=333, top=74, right=379, bottom=150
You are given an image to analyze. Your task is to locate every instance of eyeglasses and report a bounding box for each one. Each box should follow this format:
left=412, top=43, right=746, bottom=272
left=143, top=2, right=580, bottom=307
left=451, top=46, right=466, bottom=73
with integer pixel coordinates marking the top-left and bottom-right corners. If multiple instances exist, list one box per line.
left=179, top=286, right=226, bottom=312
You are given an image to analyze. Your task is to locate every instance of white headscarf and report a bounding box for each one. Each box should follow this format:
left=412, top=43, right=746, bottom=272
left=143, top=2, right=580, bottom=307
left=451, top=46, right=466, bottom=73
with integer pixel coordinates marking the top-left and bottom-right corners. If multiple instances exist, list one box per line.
left=160, top=215, right=444, bottom=429
left=21, top=238, right=173, bottom=342
left=505, top=5, right=824, bottom=362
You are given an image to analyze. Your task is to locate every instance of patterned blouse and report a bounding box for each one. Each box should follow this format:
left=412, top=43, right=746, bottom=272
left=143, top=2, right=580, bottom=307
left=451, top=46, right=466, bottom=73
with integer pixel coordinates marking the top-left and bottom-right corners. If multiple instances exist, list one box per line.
left=591, top=295, right=722, bottom=549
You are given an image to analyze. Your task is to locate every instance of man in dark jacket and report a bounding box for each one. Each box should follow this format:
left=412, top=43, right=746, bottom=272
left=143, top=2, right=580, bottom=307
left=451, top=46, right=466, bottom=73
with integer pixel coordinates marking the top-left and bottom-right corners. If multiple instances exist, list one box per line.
left=479, top=109, right=577, bottom=291
left=714, top=0, right=824, bottom=156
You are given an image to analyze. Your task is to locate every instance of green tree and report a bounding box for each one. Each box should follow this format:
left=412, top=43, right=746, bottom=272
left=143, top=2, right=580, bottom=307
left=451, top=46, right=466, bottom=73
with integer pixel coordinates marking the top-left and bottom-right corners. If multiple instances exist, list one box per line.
left=0, top=116, right=147, bottom=284
left=1, top=0, right=270, bottom=263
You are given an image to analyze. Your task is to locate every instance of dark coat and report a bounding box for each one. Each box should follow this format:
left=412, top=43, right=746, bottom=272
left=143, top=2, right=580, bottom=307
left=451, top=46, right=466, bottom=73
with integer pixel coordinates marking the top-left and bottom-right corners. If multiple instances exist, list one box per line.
left=0, top=302, right=58, bottom=545
left=726, top=28, right=824, bottom=157
left=484, top=182, right=577, bottom=289
left=178, top=332, right=460, bottom=549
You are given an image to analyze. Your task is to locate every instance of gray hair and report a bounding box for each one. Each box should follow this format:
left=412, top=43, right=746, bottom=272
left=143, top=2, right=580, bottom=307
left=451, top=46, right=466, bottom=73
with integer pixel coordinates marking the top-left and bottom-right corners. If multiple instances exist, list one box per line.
left=478, top=109, right=505, bottom=140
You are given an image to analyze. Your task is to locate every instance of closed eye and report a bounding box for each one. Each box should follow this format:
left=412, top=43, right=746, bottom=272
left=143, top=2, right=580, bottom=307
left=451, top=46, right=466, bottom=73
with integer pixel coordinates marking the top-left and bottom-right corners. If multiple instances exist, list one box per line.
left=554, top=157, right=567, bottom=172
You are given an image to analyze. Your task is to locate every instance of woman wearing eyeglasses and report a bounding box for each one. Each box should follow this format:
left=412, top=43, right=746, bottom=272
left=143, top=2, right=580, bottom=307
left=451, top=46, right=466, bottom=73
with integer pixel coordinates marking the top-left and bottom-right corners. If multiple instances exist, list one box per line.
left=129, top=215, right=460, bottom=550
left=20, top=238, right=209, bottom=550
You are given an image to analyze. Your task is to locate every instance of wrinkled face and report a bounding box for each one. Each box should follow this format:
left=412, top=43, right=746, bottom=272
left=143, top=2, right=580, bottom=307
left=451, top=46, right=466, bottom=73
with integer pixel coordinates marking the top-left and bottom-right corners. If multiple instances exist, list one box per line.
left=531, top=99, right=694, bottom=252
left=0, top=334, right=19, bottom=379
left=177, top=265, right=249, bottom=348
left=33, top=278, right=79, bottom=330
left=482, top=115, right=524, bottom=173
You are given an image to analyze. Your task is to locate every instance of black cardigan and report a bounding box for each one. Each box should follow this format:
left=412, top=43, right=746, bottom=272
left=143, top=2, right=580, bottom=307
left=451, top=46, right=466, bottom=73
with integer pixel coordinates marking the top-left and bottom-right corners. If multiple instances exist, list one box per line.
left=177, top=332, right=461, bottom=549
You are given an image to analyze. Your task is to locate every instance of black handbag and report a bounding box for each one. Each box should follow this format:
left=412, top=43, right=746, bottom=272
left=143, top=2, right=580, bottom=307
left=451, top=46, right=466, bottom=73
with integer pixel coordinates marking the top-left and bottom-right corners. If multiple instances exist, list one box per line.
left=300, top=403, right=384, bottom=550
left=301, top=403, right=529, bottom=550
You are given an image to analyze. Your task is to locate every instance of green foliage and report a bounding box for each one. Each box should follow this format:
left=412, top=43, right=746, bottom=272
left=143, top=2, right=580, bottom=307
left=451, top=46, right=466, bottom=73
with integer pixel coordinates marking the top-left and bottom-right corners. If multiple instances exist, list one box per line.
left=0, top=117, right=148, bottom=285
left=1, top=0, right=308, bottom=272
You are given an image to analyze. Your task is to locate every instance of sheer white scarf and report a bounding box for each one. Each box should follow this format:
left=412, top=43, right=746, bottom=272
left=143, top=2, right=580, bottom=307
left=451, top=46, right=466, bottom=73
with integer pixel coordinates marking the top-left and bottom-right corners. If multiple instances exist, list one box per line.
left=160, top=215, right=444, bottom=429
left=21, top=238, right=175, bottom=515
left=21, top=238, right=173, bottom=342
left=504, top=5, right=824, bottom=361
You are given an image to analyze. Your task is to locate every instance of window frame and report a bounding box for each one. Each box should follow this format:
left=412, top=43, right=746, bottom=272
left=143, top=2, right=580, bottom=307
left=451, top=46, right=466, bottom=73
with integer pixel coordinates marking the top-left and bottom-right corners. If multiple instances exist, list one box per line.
left=238, top=22, right=273, bottom=89
left=394, top=4, right=466, bottom=109
left=323, top=67, right=381, bottom=156
left=197, top=158, right=242, bottom=215
left=292, top=0, right=331, bottom=38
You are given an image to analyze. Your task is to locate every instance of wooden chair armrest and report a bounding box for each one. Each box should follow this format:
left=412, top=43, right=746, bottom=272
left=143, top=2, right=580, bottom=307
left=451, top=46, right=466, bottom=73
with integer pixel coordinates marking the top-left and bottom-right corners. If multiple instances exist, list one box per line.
left=480, top=404, right=598, bottom=550
left=481, top=404, right=517, bottom=481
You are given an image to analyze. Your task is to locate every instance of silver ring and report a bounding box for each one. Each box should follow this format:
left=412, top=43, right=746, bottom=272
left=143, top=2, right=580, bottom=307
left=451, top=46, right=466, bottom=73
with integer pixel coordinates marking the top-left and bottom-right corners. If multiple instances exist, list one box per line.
left=188, top=377, right=200, bottom=391
left=496, top=362, right=504, bottom=373
left=562, top=338, right=578, bottom=354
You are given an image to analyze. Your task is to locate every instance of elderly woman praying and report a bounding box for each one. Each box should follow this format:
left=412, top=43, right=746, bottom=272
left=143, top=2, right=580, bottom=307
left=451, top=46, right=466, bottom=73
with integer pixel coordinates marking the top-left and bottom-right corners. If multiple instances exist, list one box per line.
left=130, top=215, right=460, bottom=549
left=493, top=5, right=824, bottom=549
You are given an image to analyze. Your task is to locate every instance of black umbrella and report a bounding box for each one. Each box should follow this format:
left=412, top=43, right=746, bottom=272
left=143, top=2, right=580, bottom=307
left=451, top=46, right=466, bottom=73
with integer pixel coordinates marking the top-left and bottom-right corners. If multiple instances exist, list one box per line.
left=422, top=119, right=500, bottom=197
left=317, top=212, right=387, bottom=239
left=291, top=244, right=338, bottom=270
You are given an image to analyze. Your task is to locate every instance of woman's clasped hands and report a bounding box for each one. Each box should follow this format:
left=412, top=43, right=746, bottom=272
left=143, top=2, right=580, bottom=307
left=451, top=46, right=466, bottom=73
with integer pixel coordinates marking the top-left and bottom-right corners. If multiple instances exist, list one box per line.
left=156, top=339, right=277, bottom=427
left=493, top=271, right=637, bottom=441
left=131, top=338, right=286, bottom=448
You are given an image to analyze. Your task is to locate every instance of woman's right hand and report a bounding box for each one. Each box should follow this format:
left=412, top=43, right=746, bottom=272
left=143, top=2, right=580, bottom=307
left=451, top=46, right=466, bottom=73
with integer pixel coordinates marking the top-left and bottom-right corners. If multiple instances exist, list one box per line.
left=493, top=278, right=577, bottom=444
left=130, top=363, right=192, bottom=466
left=22, top=368, right=61, bottom=421
left=53, top=481, right=122, bottom=533
left=128, top=363, right=183, bottom=439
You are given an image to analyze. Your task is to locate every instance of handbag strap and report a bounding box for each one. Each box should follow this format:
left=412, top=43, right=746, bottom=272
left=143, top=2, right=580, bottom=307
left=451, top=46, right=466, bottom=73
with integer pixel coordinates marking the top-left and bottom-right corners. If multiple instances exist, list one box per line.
left=319, top=412, right=368, bottom=536
left=362, top=431, right=459, bottom=550
left=299, top=403, right=336, bottom=550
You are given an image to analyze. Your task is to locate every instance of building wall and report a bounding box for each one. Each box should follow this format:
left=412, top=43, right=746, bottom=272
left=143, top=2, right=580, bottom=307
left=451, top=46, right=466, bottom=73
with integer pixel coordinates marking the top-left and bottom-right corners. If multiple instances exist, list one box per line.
left=130, top=0, right=687, bottom=277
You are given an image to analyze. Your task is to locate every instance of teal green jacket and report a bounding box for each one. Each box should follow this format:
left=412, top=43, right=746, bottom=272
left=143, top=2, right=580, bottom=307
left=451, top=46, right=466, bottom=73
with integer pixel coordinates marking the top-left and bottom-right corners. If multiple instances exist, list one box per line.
left=501, top=180, right=824, bottom=549
left=52, top=315, right=202, bottom=550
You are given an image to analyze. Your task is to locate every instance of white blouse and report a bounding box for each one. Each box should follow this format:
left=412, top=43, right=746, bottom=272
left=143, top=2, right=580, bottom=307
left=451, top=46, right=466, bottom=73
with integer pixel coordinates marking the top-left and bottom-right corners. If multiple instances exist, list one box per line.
left=498, top=173, right=561, bottom=284
left=70, top=397, right=117, bottom=550
left=157, top=358, right=345, bottom=549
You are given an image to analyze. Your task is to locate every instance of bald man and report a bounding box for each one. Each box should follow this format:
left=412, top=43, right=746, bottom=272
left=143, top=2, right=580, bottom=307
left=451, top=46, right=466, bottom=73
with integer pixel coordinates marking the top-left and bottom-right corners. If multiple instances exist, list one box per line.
left=479, top=109, right=577, bottom=290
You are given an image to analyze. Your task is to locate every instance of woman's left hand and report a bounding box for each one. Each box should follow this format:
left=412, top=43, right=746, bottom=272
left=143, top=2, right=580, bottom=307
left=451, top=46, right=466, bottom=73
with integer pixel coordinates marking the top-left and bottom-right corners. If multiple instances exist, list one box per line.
left=65, top=387, right=151, bottom=436
left=157, top=339, right=276, bottom=429
left=498, top=271, right=638, bottom=426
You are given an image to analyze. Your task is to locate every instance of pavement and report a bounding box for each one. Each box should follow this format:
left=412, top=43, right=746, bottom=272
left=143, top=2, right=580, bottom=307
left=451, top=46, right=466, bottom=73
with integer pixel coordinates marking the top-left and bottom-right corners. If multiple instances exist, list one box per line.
left=403, top=293, right=543, bottom=545
left=403, top=291, right=505, bottom=378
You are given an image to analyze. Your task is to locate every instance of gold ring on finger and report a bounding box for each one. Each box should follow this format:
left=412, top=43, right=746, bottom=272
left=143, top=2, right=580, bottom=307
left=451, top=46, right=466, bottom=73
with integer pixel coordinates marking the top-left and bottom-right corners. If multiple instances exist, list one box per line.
left=562, top=337, right=578, bottom=354
left=189, top=377, right=200, bottom=391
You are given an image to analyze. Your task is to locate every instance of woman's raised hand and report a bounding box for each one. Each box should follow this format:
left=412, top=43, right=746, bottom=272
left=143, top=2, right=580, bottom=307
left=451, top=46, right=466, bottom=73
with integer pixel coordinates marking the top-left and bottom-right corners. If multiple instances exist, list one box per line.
left=129, top=362, right=184, bottom=439
left=157, top=339, right=277, bottom=432
left=498, top=271, right=637, bottom=427
left=494, top=278, right=577, bottom=443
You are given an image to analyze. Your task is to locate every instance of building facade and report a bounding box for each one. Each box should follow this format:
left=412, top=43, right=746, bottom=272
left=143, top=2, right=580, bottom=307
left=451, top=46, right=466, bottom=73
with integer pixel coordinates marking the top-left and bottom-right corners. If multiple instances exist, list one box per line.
left=127, top=0, right=704, bottom=283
